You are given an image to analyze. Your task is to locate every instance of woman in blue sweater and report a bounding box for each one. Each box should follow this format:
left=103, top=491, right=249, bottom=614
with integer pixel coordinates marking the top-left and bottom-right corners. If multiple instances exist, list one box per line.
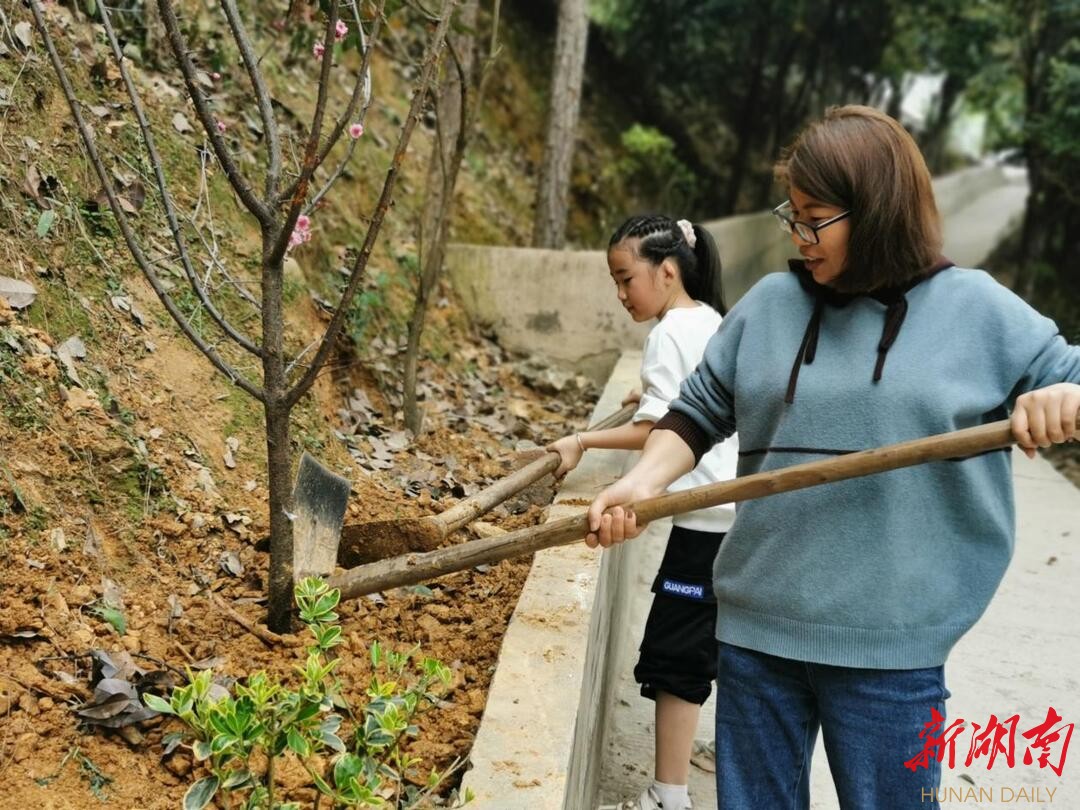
left=585, top=105, right=1080, bottom=809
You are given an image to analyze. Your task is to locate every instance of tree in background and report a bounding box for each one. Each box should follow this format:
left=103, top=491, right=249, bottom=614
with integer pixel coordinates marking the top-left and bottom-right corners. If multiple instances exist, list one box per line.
left=532, top=0, right=589, bottom=248
left=589, top=0, right=1078, bottom=317
left=1003, top=0, right=1079, bottom=322
left=878, top=1, right=1001, bottom=174
left=592, top=1, right=900, bottom=214
left=404, top=0, right=502, bottom=435
left=28, top=0, right=457, bottom=631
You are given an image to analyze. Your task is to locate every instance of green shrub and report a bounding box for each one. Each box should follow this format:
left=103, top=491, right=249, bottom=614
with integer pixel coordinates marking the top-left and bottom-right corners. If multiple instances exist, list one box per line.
left=146, top=578, right=471, bottom=809
left=606, top=124, right=698, bottom=217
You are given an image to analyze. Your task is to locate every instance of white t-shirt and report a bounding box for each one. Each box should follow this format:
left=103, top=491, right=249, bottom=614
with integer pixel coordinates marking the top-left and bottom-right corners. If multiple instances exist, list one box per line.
left=634, top=303, right=739, bottom=532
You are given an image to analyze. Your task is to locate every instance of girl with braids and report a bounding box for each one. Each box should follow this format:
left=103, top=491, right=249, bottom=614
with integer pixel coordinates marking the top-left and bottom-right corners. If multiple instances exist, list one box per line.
left=548, top=214, right=739, bottom=810
left=585, top=106, right=1080, bottom=809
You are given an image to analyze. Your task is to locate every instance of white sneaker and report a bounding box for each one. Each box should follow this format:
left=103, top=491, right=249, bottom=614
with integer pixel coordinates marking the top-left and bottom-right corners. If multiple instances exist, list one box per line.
left=598, top=786, right=693, bottom=810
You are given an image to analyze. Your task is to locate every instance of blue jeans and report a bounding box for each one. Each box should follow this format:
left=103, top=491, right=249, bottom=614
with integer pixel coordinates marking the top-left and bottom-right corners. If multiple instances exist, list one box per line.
left=714, top=643, right=949, bottom=810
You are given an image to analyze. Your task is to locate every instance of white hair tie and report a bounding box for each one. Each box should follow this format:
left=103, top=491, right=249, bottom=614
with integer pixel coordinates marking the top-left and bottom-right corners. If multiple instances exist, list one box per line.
left=676, top=219, right=696, bottom=248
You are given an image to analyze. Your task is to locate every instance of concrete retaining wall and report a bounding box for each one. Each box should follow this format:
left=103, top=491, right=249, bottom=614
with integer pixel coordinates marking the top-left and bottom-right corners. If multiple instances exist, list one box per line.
left=460, top=352, right=643, bottom=808
left=445, top=246, right=650, bottom=382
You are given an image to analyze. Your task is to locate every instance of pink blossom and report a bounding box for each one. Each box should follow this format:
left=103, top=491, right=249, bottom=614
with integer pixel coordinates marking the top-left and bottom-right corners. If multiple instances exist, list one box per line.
left=335, top=19, right=349, bottom=41
left=348, top=122, right=364, bottom=139
left=313, top=41, right=326, bottom=59
left=215, top=120, right=227, bottom=134
left=288, top=215, right=313, bottom=250
left=211, top=71, right=221, bottom=81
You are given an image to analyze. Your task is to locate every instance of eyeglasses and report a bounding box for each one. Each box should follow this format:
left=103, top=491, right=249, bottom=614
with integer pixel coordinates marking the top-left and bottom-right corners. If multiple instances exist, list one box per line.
left=771, top=200, right=850, bottom=245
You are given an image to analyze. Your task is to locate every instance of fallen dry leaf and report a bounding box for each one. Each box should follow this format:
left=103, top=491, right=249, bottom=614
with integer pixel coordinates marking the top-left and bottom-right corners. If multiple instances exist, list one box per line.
left=223, top=436, right=239, bottom=469
left=13, top=22, right=33, bottom=50
left=0, top=277, right=37, bottom=309
left=172, top=112, right=193, bottom=133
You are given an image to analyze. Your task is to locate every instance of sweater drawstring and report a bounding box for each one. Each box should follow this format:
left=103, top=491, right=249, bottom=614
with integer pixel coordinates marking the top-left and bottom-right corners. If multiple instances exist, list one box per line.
left=785, top=296, right=825, bottom=404
left=874, top=296, right=908, bottom=382
left=784, top=257, right=955, bottom=404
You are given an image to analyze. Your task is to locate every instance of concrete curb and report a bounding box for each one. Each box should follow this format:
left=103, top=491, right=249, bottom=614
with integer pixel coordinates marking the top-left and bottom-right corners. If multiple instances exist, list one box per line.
left=461, top=352, right=643, bottom=808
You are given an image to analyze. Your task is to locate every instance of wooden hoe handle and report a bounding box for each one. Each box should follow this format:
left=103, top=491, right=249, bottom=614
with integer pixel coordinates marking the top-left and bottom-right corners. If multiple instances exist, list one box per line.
left=330, top=417, right=1076, bottom=599
left=433, top=402, right=638, bottom=533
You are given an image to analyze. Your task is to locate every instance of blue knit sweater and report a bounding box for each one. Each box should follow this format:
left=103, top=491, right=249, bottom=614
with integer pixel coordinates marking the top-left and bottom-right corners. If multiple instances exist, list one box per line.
left=659, top=264, right=1080, bottom=669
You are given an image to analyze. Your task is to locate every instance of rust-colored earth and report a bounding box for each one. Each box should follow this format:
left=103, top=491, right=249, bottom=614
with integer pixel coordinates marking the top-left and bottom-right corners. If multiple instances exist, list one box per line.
left=0, top=300, right=586, bottom=808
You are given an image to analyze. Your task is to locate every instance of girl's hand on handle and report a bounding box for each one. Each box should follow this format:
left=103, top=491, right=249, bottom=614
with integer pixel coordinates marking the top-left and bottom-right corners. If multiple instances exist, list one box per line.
left=546, top=435, right=584, bottom=478
left=621, top=387, right=642, bottom=407
left=585, top=477, right=661, bottom=549
left=1012, top=383, right=1080, bottom=458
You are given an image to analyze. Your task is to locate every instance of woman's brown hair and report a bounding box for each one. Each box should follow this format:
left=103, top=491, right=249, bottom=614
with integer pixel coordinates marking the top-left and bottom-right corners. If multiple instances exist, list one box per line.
left=774, top=105, right=942, bottom=294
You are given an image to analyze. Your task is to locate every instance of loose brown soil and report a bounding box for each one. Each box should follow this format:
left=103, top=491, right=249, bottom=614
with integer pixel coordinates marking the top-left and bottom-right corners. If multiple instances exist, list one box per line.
left=0, top=334, right=590, bottom=809
left=0, top=279, right=595, bottom=809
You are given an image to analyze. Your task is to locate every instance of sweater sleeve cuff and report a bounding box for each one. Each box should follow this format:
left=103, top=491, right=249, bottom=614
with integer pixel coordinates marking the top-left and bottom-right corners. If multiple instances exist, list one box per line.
left=653, top=411, right=710, bottom=464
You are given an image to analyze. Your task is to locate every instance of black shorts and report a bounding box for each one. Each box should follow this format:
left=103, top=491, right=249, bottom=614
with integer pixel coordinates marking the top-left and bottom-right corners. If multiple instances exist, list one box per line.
left=633, top=525, right=723, bottom=706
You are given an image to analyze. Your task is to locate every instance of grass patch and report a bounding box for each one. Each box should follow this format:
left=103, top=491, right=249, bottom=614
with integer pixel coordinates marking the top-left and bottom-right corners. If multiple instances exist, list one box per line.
left=222, top=383, right=264, bottom=439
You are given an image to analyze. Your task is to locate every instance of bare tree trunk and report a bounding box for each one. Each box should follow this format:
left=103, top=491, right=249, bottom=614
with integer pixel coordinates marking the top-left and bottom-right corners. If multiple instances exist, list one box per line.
left=264, top=401, right=294, bottom=631
left=886, top=74, right=904, bottom=120
left=721, top=14, right=773, bottom=214
left=404, top=0, right=480, bottom=434
left=1014, top=164, right=1046, bottom=301
left=261, top=251, right=295, bottom=632
left=921, top=72, right=962, bottom=175
left=1012, top=3, right=1049, bottom=302
left=754, top=32, right=798, bottom=208
left=531, top=0, right=588, bottom=249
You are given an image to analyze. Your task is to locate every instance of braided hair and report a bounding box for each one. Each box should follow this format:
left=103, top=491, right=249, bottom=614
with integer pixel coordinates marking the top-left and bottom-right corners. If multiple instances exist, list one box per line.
left=608, top=214, right=726, bottom=314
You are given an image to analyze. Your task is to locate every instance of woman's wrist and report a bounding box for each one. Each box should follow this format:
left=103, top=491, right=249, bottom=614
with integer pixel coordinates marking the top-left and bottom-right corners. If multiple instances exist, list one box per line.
left=575, top=432, right=588, bottom=452
left=619, top=467, right=665, bottom=499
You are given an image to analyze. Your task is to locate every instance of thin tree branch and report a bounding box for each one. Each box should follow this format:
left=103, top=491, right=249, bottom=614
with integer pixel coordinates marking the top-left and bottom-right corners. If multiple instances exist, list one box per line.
left=0, top=4, right=16, bottom=50
left=282, top=0, right=388, bottom=209
left=285, top=336, right=320, bottom=376
left=416, top=33, right=464, bottom=261
left=219, top=0, right=281, bottom=202
left=96, top=1, right=264, bottom=358
left=191, top=144, right=261, bottom=311
left=286, top=0, right=459, bottom=408
left=489, top=0, right=502, bottom=56
left=193, top=227, right=262, bottom=311
left=404, top=0, right=441, bottom=20
left=316, top=0, right=383, bottom=160
left=156, top=0, right=273, bottom=227
left=472, top=0, right=502, bottom=126
left=29, top=1, right=265, bottom=403
left=303, top=0, right=385, bottom=212
left=267, top=2, right=339, bottom=266
left=305, top=136, right=360, bottom=214
left=404, top=3, right=476, bottom=432
left=206, top=588, right=298, bottom=647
